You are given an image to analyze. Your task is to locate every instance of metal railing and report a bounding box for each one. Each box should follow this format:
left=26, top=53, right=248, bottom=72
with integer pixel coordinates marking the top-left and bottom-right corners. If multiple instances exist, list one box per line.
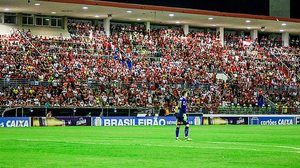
left=1, top=106, right=299, bottom=117
left=0, top=78, right=213, bottom=89
left=4, top=78, right=298, bottom=91
left=271, top=53, right=296, bottom=79
left=1, top=106, right=155, bottom=117
left=217, top=105, right=300, bottom=115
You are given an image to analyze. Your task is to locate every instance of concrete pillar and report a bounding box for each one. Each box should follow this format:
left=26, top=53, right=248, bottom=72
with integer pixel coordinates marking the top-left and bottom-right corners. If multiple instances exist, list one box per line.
left=32, top=15, right=36, bottom=26
left=217, top=27, right=224, bottom=46
left=63, top=16, right=68, bottom=30
left=250, top=29, right=258, bottom=41
left=103, top=18, right=111, bottom=37
left=270, top=0, right=290, bottom=18
left=282, top=32, right=289, bottom=47
left=16, top=13, right=22, bottom=27
left=183, top=24, right=189, bottom=35
left=145, top=21, right=150, bottom=32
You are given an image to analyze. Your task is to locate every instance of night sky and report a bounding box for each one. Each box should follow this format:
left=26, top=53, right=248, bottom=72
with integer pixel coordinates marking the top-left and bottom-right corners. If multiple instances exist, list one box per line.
left=291, top=0, right=300, bottom=19
left=102, top=0, right=300, bottom=19
left=102, top=0, right=269, bottom=15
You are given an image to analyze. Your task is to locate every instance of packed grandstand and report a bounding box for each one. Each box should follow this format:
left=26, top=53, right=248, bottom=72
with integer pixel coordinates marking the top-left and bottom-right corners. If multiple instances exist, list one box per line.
left=0, top=21, right=299, bottom=114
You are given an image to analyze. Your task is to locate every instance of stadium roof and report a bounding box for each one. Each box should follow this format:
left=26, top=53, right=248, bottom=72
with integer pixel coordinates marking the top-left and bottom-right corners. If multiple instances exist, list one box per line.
left=1, top=0, right=300, bottom=34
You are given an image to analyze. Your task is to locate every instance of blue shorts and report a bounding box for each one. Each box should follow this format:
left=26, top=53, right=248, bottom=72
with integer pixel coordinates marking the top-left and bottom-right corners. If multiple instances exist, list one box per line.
left=176, top=116, right=189, bottom=125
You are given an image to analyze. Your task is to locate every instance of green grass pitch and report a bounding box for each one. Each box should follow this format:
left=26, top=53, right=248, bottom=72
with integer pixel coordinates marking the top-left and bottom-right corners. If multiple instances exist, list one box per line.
left=0, top=125, right=299, bottom=168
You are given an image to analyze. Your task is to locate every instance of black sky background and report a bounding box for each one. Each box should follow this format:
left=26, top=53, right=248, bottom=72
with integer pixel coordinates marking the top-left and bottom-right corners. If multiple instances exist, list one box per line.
left=291, top=0, right=300, bottom=19
left=102, top=0, right=300, bottom=19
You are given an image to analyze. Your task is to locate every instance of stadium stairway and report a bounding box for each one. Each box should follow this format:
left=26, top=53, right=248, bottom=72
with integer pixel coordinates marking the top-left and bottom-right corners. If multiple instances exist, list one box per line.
left=271, top=53, right=293, bottom=78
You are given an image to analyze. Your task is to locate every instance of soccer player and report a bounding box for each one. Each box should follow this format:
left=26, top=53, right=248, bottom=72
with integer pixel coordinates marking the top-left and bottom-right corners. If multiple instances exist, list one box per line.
left=175, top=90, right=192, bottom=141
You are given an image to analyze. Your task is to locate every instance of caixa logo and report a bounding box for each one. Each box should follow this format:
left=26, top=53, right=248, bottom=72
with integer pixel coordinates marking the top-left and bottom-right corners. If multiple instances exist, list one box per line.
left=259, top=118, right=294, bottom=125
left=0, top=118, right=30, bottom=127
left=250, top=117, right=296, bottom=125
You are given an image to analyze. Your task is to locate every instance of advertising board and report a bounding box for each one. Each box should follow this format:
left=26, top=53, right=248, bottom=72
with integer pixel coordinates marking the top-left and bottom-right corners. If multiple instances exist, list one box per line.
left=92, top=116, right=201, bottom=126
left=249, top=117, right=295, bottom=125
left=32, top=117, right=91, bottom=126
left=0, top=117, right=31, bottom=127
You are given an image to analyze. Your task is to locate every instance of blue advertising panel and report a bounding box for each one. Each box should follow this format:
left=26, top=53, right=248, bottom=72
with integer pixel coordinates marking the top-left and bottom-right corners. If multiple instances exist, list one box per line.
left=92, top=116, right=201, bottom=126
left=249, top=117, right=296, bottom=125
left=297, top=117, right=300, bottom=125
left=0, top=117, right=31, bottom=127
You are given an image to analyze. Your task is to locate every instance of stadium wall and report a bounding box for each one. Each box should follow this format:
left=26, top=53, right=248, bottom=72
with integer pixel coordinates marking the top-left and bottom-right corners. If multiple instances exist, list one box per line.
left=0, top=24, right=70, bottom=37
left=0, top=115, right=299, bottom=127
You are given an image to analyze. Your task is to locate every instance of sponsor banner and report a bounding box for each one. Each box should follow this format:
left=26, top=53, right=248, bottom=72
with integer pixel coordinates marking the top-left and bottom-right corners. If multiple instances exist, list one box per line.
left=0, top=117, right=31, bottom=127
left=296, top=117, right=300, bottom=125
left=249, top=117, right=295, bottom=125
left=202, top=117, right=249, bottom=125
left=32, top=117, right=91, bottom=127
left=92, top=116, right=201, bottom=126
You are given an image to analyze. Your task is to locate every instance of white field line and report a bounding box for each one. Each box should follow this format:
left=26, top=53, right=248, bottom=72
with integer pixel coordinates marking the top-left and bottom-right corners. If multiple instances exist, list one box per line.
left=275, top=146, right=300, bottom=150
left=142, top=143, right=261, bottom=152
left=209, top=142, right=300, bottom=151
left=7, top=138, right=300, bottom=154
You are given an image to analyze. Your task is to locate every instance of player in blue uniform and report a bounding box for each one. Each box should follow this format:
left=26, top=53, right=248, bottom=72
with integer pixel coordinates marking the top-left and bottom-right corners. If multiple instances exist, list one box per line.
left=175, top=90, right=192, bottom=141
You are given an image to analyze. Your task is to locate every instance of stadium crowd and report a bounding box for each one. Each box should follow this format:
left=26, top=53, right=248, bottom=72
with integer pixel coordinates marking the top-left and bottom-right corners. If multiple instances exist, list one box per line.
left=0, top=21, right=299, bottom=114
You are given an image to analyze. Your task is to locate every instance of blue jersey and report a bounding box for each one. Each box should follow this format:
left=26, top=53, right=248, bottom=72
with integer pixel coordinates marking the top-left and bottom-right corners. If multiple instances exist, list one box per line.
left=177, top=97, right=187, bottom=117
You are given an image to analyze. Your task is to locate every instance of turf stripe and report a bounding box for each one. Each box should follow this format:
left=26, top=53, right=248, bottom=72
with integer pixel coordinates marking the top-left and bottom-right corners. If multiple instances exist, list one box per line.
left=7, top=138, right=300, bottom=154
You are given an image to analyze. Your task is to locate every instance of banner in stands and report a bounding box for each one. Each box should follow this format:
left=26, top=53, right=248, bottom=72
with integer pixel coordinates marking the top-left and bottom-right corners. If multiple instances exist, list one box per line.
left=202, top=117, right=249, bottom=125
left=32, top=117, right=91, bottom=127
left=0, top=117, right=31, bottom=127
left=296, top=117, right=300, bottom=125
left=92, top=116, right=201, bottom=126
left=249, top=117, right=295, bottom=125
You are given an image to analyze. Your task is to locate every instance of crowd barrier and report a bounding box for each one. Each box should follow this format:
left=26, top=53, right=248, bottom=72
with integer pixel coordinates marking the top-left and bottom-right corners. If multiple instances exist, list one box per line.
left=1, top=115, right=300, bottom=127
